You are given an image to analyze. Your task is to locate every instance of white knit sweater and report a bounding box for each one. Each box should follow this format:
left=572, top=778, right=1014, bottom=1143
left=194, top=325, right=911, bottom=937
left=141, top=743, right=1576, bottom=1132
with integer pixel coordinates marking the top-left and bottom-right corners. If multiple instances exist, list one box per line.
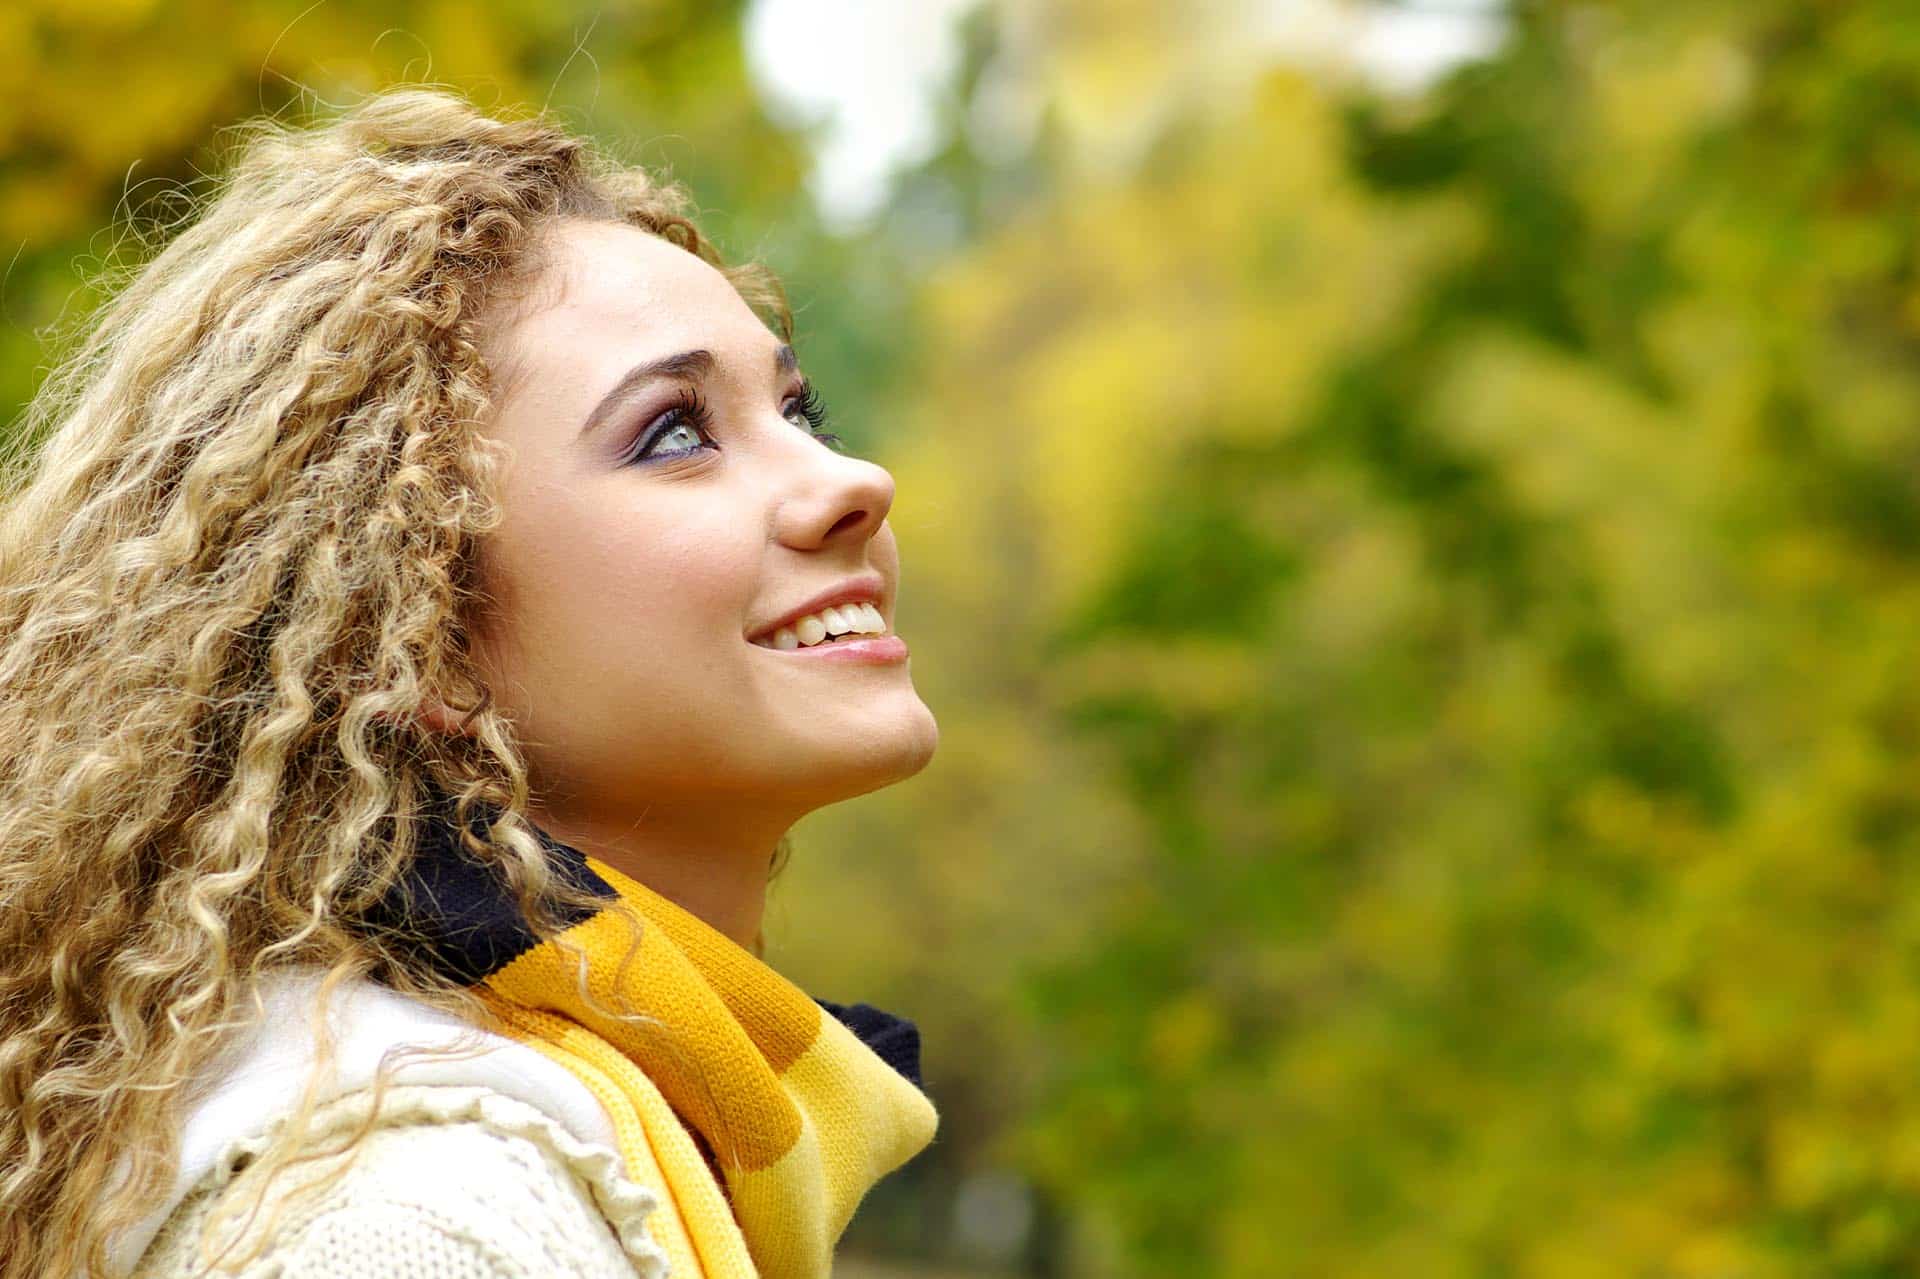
left=106, top=971, right=671, bottom=1279
left=135, top=1085, right=665, bottom=1278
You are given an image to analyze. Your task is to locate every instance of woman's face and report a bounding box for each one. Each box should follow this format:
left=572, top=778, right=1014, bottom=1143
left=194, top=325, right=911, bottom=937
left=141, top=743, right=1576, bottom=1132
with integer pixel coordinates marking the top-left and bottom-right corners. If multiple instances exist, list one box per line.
left=460, top=218, right=937, bottom=823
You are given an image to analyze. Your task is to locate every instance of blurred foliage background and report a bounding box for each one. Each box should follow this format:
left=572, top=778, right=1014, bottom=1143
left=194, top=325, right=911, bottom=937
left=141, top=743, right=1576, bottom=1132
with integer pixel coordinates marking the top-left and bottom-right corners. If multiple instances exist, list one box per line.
left=14, top=0, right=1920, bottom=1274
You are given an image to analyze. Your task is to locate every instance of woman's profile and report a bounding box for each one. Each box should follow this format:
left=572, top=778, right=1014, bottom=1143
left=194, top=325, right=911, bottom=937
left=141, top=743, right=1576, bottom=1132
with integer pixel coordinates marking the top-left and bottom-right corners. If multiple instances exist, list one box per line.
left=0, top=85, right=941, bottom=1279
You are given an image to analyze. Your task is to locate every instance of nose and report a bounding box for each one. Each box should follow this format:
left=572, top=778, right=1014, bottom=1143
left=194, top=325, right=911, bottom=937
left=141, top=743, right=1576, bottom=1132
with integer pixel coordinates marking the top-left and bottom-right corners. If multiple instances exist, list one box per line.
left=775, top=444, right=896, bottom=549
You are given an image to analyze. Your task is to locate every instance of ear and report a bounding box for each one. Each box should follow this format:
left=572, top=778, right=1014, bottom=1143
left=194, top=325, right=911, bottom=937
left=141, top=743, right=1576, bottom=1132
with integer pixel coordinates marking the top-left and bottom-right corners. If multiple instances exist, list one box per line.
left=374, top=699, right=474, bottom=736
left=413, top=699, right=474, bottom=736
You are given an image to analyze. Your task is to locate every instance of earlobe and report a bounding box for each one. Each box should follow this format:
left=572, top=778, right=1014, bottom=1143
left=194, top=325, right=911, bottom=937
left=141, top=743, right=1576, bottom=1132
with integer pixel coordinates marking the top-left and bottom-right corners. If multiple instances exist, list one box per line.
left=372, top=699, right=474, bottom=737
left=412, top=699, right=473, bottom=736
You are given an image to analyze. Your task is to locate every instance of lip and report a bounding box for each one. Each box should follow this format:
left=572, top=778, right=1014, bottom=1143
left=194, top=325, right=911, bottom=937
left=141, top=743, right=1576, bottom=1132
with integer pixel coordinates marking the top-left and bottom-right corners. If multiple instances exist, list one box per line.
left=746, top=572, right=889, bottom=644
left=754, top=633, right=909, bottom=664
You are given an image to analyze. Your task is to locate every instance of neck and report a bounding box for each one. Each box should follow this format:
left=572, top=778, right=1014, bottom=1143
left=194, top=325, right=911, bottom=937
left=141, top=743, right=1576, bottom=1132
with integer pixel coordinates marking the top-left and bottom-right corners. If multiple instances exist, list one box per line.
left=523, top=795, right=791, bottom=952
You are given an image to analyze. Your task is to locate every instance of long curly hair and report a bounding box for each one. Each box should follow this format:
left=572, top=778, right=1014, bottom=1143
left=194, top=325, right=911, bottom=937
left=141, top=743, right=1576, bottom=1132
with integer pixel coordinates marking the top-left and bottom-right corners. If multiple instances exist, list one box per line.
left=0, top=84, right=795, bottom=1278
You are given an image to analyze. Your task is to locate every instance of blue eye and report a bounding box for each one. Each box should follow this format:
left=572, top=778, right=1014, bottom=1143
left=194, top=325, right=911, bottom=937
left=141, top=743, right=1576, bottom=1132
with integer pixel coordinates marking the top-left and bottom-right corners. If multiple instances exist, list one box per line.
left=622, top=388, right=716, bottom=466
left=785, top=382, right=844, bottom=450
left=621, top=382, right=845, bottom=467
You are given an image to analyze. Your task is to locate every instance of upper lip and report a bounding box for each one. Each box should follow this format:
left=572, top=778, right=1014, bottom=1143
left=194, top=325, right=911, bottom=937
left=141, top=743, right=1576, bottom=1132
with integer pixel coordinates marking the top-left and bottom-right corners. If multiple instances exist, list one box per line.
left=747, top=573, right=888, bottom=643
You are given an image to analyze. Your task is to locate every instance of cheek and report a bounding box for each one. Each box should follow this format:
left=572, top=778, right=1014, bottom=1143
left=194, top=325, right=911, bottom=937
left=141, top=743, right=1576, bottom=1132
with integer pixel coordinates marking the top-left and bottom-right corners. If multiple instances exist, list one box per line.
left=872, top=520, right=901, bottom=576
left=490, top=482, right=757, bottom=729
left=506, top=483, right=744, bottom=649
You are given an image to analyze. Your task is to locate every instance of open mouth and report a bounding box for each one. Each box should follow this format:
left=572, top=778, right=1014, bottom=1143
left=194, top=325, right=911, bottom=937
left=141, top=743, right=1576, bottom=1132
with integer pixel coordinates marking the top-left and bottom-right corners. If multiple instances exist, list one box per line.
left=749, top=601, right=890, bottom=651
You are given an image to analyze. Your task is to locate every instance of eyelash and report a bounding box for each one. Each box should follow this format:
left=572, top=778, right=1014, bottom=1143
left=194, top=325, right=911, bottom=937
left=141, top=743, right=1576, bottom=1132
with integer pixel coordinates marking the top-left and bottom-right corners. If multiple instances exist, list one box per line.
left=622, top=384, right=845, bottom=466
left=789, top=384, right=841, bottom=446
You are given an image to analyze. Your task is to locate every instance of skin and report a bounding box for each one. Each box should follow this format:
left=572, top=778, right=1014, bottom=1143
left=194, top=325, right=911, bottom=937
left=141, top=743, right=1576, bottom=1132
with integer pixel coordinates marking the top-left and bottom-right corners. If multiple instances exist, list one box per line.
left=411, top=217, right=939, bottom=950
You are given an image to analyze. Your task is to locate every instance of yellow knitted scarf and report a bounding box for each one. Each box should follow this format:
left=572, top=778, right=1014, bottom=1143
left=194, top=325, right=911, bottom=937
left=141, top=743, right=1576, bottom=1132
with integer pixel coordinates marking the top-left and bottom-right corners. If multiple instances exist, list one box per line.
left=362, top=795, right=940, bottom=1278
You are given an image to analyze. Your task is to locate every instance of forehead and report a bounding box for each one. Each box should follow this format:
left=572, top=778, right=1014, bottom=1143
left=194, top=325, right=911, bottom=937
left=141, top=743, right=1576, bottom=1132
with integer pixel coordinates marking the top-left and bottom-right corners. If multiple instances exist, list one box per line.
left=483, top=219, right=762, bottom=399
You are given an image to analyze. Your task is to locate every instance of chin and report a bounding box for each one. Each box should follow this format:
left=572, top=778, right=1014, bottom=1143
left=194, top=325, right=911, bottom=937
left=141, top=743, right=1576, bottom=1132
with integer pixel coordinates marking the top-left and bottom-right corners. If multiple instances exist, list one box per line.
left=792, top=706, right=939, bottom=805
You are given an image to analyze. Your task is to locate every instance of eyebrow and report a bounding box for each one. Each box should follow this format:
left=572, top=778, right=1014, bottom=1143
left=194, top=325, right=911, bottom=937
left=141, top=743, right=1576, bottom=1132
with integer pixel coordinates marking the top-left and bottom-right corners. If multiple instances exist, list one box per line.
left=577, top=343, right=800, bottom=441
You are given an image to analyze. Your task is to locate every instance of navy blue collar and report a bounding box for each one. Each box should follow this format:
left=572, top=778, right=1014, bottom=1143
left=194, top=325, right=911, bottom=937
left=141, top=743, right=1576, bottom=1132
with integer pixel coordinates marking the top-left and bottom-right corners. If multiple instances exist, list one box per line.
left=812, top=998, right=925, bottom=1090
left=358, top=792, right=925, bottom=1091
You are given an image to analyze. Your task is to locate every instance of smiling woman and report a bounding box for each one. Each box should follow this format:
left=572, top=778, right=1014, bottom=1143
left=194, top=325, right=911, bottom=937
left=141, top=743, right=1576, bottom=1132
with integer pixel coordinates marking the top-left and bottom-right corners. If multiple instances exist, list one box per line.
left=436, top=216, right=936, bottom=951
left=0, top=86, right=940, bottom=1279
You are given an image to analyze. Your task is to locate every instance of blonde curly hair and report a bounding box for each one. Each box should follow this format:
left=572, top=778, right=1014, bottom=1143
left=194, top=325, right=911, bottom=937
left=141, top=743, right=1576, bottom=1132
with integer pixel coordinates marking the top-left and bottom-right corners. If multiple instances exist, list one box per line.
left=0, top=84, right=794, bottom=1278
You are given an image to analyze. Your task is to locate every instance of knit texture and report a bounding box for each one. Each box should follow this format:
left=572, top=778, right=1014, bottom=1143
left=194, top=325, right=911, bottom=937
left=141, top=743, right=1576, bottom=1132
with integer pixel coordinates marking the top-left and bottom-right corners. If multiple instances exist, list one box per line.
left=356, top=796, right=942, bottom=1279
left=135, top=1084, right=666, bottom=1278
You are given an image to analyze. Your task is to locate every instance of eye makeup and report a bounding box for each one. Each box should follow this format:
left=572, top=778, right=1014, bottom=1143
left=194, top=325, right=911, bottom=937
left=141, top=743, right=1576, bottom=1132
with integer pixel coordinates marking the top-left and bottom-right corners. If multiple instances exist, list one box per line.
left=618, top=380, right=845, bottom=467
left=787, top=382, right=843, bottom=451
left=620, top=386, right=715, bottom=466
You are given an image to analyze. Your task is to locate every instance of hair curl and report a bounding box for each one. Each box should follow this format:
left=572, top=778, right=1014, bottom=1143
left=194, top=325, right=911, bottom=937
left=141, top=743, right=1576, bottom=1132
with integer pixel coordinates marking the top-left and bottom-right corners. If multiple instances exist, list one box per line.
left=0, top=84, right=796, bottom=1278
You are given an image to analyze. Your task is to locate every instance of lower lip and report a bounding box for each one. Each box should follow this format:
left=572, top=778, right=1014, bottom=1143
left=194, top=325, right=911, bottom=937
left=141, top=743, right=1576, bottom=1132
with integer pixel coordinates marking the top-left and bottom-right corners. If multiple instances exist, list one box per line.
left=751, top=634, right=909, bottom=663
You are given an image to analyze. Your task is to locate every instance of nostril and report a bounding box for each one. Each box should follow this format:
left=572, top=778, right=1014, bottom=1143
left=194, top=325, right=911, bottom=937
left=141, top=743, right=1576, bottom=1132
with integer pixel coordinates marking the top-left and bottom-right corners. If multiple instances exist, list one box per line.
left=824, top=509, right=868, bottom=539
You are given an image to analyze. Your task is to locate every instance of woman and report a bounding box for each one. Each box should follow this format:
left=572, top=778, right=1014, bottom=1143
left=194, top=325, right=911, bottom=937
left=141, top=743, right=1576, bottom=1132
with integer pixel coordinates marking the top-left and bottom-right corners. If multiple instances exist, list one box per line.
left=0, top=85, right=941, bottom=1278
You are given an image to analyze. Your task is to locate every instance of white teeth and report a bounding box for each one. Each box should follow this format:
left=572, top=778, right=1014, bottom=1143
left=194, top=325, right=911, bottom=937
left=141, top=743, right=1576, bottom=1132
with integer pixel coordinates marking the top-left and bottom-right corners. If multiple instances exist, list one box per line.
left=756, top=600, right=888, bottom=649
